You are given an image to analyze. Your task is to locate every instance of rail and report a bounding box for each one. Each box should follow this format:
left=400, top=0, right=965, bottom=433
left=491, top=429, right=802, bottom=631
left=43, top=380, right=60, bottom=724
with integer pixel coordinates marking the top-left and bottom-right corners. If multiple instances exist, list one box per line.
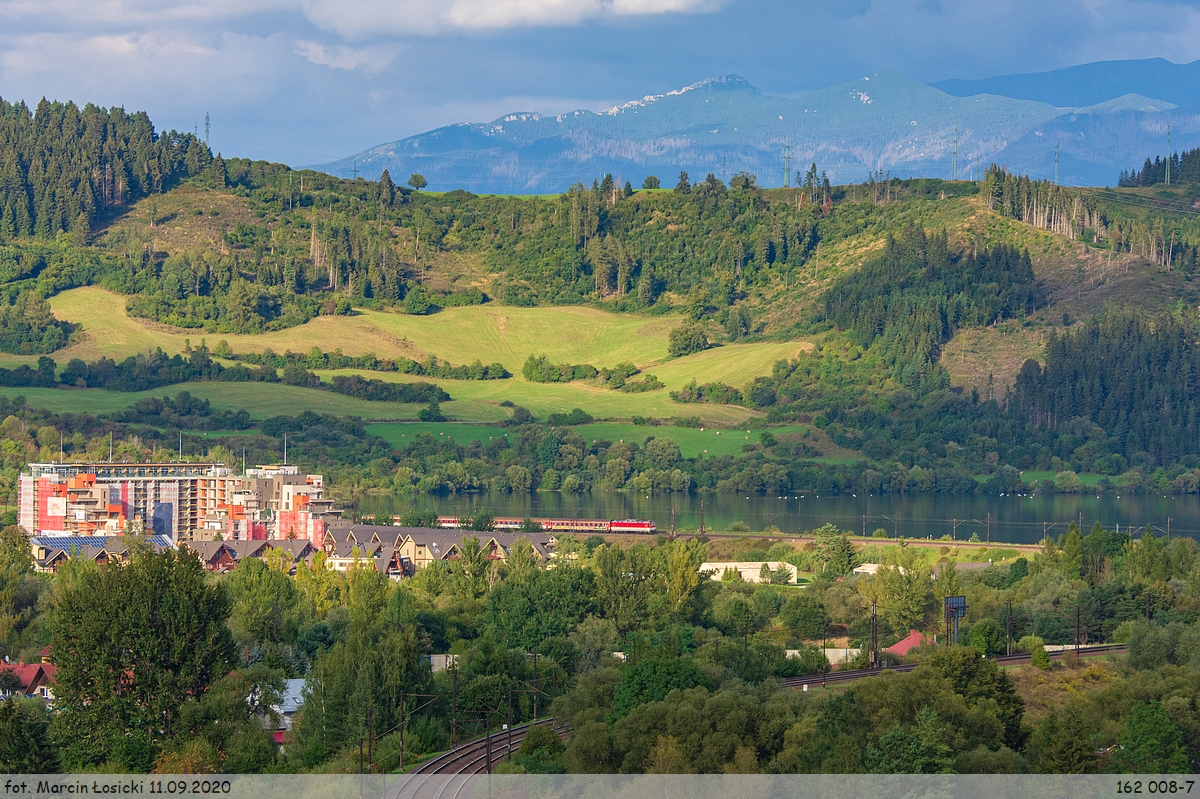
left=391, top=719, right=572, bottom=791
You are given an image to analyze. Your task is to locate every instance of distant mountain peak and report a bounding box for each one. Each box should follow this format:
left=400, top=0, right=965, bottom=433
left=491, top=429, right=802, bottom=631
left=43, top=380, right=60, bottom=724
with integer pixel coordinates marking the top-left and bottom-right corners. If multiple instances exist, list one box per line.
left=605, top=74, right=756, bottom=115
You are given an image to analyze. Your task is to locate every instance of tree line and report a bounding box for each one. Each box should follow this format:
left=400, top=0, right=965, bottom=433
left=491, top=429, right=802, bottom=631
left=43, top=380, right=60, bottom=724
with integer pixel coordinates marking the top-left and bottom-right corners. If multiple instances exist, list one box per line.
left=1119, top=148, right=1200, bottom=187
left=6, top=512, right=1200, bottom=773
left=0, top=347, right=449, bottom=405
left=0, top=98, right=216, bottom=242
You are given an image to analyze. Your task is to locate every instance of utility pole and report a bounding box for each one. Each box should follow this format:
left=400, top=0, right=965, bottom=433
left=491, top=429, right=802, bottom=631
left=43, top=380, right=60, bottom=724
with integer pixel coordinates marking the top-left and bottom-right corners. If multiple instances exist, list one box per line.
left=698, top=500, right=705, bottom=536
left=485, top=713, right=492, bottom=775
left=204, top=112, right=210, bottom=148
left=353, top=160, right=358, bottom=181
left=1074, top=605, right=1081, bottom=654
left=1006, top=600, right=1013, bottom=655
left=367, top=706, right=373, bottom=774
left=952, top=125, right=958, bottom=181
left=784, top=138, right=792, bottom=188
left=506, top=692, right=513, bottom=761
left=532, top=652, right=539, bottom=720
left=869, top=599, right=878, bottom=669
left=1054, top=143, right=1060, bottom=186
left=451, top=660, right=458, bottom=748
left=398, top=690, right=405, bottom=771
left=670, top=505, right=676, bottom=539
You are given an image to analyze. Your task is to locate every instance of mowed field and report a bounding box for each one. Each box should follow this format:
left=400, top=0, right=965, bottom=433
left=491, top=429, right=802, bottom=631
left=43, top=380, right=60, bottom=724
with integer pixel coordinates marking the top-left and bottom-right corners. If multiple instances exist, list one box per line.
left=367, top=422, right=811, bottom=458
left=0, top=287, right=810, bottom=425
left=0, top=287, right=676, bottom=369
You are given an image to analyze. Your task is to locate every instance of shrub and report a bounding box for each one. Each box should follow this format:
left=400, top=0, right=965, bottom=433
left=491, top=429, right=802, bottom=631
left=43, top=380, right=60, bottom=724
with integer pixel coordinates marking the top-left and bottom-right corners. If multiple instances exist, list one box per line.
left=668, top=324, right=708, bottom=357
left=418, top=401, right=446, bottom=422
left=547, top=408, right=594, bottom=426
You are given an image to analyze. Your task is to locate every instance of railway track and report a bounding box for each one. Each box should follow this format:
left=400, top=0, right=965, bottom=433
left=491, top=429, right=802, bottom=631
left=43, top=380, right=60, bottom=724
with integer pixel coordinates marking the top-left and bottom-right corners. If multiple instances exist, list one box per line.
left=387, top=646, right=1121, bottom=780
left=393, top=719, right=571, bottom=797
left=783, top=643, right=1126, bottom=688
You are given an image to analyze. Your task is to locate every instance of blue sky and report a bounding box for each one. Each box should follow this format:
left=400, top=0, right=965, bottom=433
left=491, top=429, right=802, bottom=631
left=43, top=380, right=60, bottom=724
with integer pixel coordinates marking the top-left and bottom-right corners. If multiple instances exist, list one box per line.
left=1, top=0, right=1198, bottom=165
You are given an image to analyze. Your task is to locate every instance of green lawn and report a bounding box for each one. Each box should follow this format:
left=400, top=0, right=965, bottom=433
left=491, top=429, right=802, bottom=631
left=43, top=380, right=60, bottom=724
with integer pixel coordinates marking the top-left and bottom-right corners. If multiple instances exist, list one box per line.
left=571, top=423, right=809, bottom=459
left=367, top=422, right=513, bottom=448
left=317, top=369, right=763, bottom=425
left=1022, top=471, right=1107, bottom=487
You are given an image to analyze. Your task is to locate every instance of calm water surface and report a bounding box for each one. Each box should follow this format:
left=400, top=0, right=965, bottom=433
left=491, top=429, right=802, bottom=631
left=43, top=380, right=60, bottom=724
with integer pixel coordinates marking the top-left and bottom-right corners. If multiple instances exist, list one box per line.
left=356, top=492, right=1200, bottom=545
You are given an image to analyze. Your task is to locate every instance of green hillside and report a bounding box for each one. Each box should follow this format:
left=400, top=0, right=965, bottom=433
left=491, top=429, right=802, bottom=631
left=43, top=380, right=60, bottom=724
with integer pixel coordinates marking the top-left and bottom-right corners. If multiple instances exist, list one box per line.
left=4, top=99, right=1200, bottom=503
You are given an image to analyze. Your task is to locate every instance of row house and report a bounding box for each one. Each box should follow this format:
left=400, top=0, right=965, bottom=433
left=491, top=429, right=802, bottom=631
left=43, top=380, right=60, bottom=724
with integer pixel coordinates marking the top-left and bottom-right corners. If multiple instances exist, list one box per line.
left=178, top=539, right=320, bottom=574
left=30, top=534, right=175, bottom=573
left=323, top=525, right=553, bottom=577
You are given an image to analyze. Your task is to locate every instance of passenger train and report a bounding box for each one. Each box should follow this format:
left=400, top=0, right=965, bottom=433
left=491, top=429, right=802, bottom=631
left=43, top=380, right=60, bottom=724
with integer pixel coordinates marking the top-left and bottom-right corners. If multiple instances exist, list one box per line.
left=433, top=516, right=656, bottom=534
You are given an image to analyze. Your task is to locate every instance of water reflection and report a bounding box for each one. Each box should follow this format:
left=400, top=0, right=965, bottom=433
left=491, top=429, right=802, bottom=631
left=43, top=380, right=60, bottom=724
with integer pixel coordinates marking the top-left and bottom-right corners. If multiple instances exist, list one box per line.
left=355, top=491, right=1200, bottom=545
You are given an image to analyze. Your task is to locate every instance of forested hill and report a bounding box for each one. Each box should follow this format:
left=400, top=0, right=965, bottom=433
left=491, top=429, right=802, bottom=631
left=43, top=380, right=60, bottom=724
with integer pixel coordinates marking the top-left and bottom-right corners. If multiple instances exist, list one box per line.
left=0, top=97, right=1196, bottom=357
left=0, top=98, right=216, bottom=240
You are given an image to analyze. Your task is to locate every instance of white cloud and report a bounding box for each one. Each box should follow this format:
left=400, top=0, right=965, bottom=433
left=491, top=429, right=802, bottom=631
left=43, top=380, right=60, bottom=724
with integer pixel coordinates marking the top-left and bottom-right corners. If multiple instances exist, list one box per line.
left=0, top=30, right=286, bottom=106
left=298, top=0, right=723, bottom=38
left=295, top=40, right=399, bottom=72
left=0, top=0, right=292, bottom=27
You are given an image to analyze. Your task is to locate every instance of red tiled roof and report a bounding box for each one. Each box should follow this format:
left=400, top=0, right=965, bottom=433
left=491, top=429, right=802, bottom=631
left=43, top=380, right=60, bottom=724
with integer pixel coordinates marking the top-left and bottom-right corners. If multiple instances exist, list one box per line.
left=0, top=662, right=46, bottom=691
left=885, top=629, right=929, bottom=657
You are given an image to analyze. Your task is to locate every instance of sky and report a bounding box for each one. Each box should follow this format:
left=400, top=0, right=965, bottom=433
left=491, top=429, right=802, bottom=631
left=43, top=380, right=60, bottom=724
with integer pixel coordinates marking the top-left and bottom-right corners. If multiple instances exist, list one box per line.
left=2, top=0, right=1199, bottom=166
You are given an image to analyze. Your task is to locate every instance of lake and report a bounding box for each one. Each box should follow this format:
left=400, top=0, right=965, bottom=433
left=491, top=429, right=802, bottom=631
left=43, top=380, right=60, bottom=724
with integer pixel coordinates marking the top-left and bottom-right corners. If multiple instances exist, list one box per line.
left=355, top=491, right=1200, bottom=545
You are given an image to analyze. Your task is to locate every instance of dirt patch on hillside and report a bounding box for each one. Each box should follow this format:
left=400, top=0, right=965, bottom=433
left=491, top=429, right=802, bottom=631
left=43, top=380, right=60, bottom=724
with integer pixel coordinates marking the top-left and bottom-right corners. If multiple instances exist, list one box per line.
left=100, top=187, right=261, bottom=256
left=941, top=323, right=1047, bottom=401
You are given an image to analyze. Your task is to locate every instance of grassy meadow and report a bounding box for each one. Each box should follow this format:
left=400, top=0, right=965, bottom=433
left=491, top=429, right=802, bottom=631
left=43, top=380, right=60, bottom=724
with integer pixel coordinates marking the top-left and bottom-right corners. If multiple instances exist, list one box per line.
left=366, top=422, right=812, bottom=458
left=0, top=287, right=806, bottom=425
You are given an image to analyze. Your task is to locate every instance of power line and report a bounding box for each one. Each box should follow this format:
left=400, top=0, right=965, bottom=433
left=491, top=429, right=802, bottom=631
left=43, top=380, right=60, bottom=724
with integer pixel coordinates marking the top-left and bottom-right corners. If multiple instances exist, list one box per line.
left=952, top=125, right=958, bottom=181
left=1166, top=124, right=1172, bottom=186
left=783, top=138, right=791, bottom=188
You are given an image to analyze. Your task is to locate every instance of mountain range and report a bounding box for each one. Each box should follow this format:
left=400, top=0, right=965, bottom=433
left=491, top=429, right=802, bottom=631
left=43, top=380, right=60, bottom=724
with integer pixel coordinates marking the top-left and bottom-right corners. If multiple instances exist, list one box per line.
left=313, top=60, right=1200, bottom=192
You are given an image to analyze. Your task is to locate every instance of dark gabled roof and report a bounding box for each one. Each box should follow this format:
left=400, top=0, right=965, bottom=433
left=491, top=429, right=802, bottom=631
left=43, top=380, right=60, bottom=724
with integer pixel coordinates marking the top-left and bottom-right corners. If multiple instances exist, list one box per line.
left=329, top=540, right=383, bottom=559
left=345, top=524, right=410, bottom=547
left=323, top=526, right=356, bottom=546
left=227, top=540, right=270, bottom=559
left=375, top=546, right=404, bottom=574
left=397, top=528, right=552, bottom=559
left=267, top=539, right=317, bottom=558
left=180, top=541, right=235, bottom=562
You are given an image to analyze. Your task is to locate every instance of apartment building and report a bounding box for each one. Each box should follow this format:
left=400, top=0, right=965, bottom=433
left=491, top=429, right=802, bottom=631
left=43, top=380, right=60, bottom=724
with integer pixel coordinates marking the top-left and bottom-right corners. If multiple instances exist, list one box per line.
left=18, top=462, right=340, bottom=542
